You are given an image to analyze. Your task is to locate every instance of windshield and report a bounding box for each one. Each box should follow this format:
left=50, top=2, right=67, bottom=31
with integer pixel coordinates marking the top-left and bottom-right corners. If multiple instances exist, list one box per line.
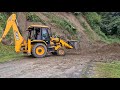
left=27, top=27, right=50, bottom=42
left=42, top=28, right=49, bottom=40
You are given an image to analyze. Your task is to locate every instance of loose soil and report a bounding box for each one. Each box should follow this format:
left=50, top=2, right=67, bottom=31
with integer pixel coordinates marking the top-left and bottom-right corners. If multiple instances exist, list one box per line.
left=0, top=43, right=119, bottom=78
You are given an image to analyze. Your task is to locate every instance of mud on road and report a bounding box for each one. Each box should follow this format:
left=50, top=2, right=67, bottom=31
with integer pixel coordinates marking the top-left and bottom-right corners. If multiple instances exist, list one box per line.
left=0, top=54, right=91, bottom=78
left=0, top=43, right=120, bottom=78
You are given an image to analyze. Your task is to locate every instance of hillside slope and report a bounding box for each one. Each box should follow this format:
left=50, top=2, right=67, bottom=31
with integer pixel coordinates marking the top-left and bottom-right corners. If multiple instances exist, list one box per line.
left=16, top=12, right=101, bottom=50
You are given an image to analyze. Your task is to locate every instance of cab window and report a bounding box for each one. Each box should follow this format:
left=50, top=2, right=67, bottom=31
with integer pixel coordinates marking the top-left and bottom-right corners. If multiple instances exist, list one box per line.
left=41, top=28, right=50, bottom=40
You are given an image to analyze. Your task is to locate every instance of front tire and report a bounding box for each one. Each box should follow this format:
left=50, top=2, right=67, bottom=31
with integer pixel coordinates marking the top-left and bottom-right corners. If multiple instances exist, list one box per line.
left=32, top=43, right=47, bottom=58
left=57, top=48, right=65, bottom=56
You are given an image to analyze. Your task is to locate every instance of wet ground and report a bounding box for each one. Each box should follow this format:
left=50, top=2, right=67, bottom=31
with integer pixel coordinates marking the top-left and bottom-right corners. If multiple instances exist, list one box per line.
left=0, top=43, right=120, bottom=78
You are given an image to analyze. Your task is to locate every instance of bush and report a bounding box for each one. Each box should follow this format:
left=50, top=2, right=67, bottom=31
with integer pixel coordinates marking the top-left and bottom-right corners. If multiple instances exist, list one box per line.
left=53, top=17, right=77, bottom=35
left=0, top=13, right=8, bottom=28
left=83, top=12, right=101, bottom=29
left=0, top=13, right=13, bottom=40
left=73, top=12, right=81, bottom=15
left=83, top=12, right=108, bottom=40
left=26, top=12, right=46, bottom=24
left=99, top=12, right=120, bottom=37
left=43, top=13, right=77, bottom=35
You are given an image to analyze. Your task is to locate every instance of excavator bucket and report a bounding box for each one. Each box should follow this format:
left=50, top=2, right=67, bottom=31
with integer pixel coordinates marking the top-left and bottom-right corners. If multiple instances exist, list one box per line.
left=0, top=38, right=12, bottom=45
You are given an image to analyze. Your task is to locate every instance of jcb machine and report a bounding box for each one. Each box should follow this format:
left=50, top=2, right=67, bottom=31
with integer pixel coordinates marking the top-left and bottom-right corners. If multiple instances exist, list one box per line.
left=0, top=14, right=78, bottom=58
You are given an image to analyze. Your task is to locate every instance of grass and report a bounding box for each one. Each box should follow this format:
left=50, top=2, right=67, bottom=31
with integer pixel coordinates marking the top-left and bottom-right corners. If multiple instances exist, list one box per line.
left=0, top=43, right=24, bottom=63
left=42, top=12, right=77, bottom=35
left=26, top=12, right=46, bottom=25
left=95, top=61, right=120, bottom=78
left=79, top=12, right=109, bottom=43
left=75, top=14, right=100, bottom=42
left=0, top=53, right=24, bottom=63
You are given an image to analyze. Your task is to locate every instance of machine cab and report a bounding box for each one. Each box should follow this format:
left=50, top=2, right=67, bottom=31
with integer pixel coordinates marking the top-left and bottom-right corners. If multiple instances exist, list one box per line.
left=27, top=25, right=51, bottom=44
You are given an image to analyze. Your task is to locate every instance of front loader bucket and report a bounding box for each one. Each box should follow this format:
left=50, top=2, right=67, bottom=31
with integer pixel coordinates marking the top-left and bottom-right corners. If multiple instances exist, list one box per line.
left=67, top=40, right=79, bottom=50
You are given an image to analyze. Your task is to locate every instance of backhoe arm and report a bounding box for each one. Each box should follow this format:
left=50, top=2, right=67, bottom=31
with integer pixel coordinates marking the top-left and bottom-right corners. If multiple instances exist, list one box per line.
left=0, top=14, right=25, bottom=53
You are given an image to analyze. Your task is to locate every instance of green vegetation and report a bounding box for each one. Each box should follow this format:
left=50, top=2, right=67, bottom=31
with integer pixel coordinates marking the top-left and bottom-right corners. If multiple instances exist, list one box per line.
left=0, top=43, right=24, bottom=63
left=95, top=61, right=120, bottom=78
left=99, top=12, right=120, bottom=37
left=0, top=13, right=14, bottom=41
left=42, top=13, right=77, bottom=35
left=26, top=12, right=46, bottom=25
left=75, top=14, right=99, bottom=41
left=83, top=12, right=109, bottom=42
left=82, top=12, right=120, bottom=43
left=0, top=13, right=8, bottom=28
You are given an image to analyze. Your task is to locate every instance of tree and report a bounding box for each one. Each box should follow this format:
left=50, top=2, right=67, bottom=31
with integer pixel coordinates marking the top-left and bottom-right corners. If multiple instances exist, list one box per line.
left=99, top=12, right=120, bottom=37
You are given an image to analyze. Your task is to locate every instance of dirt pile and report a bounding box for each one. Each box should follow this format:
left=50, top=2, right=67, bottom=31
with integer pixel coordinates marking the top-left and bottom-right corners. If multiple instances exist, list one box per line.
left=97, top=43, right=120, bottom=53
left=89, top=43, right=120, bottom=62
left=66, top=42, right=120, bottom=62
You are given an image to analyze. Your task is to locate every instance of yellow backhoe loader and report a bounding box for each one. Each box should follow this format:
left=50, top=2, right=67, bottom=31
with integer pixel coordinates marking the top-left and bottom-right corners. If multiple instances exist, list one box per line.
left=0, top=14, right=78, bottom=58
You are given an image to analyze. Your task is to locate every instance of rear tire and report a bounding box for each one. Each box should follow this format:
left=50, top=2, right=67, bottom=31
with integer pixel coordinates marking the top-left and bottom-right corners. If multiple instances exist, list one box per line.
left=32, top=43, right=47, bottom=58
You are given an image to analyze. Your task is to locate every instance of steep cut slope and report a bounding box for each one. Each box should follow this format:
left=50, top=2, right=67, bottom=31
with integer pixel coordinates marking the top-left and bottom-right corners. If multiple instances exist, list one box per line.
left=77, top=14, right=100, bottom=41
left=38, top=12, right=66, bottom=37
left=54, top=12, right=92, bottom=49
left=34, top=12, right=90, bottom=49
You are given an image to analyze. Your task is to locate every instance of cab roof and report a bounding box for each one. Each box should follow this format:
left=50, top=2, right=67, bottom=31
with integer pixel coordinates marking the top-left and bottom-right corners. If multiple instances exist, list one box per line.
left=28, top=25, right=49, bottom=29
